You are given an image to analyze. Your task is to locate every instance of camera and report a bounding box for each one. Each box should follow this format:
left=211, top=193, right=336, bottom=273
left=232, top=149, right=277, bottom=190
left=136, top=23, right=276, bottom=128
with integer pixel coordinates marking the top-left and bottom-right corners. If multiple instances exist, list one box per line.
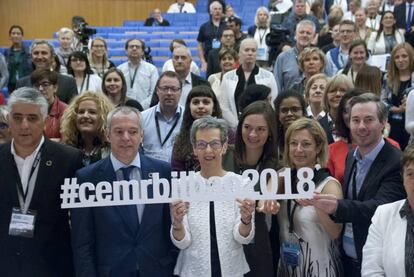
left=76, top=22, right=97, bottom=46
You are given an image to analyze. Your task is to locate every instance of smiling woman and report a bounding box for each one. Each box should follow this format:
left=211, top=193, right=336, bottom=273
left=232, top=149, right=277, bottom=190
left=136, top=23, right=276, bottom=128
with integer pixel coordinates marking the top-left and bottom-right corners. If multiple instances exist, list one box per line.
left=60, top=91, right=114, bottom=165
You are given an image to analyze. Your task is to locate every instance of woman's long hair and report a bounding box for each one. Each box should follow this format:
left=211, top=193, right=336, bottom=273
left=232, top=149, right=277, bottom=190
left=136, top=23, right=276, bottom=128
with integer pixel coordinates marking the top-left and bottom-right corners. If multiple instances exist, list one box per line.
left=235, top=101, right=278, bottom=169
left=387, top=42, right=414, bottom=95
left=375, top=11, right=396, bottom=42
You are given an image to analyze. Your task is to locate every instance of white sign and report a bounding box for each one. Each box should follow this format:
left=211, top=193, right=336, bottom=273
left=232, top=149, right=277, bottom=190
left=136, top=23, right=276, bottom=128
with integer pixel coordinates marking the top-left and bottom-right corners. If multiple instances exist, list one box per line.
left=60, top=168, right=316, bottom=209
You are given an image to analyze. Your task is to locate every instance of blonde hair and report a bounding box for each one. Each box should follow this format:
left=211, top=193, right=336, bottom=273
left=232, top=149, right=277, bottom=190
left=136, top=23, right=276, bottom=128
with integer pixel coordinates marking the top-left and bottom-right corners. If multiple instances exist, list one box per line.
left=283, top=117, right=329, bottom=167
left=323, top=74, right=354, bottom=111
left=60, top=91, right=114, bottom=146
left=298, top=47, right=326, bottom=74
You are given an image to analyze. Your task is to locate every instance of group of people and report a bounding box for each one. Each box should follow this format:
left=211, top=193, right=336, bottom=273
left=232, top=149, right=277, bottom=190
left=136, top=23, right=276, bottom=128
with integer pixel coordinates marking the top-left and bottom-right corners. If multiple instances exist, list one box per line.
left=0, top=0, right=414, bottom=276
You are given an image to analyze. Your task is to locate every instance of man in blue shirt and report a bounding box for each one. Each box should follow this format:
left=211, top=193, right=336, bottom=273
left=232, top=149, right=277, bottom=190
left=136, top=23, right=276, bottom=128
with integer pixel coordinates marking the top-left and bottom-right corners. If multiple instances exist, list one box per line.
left=313, top=93, right=406, bottom=277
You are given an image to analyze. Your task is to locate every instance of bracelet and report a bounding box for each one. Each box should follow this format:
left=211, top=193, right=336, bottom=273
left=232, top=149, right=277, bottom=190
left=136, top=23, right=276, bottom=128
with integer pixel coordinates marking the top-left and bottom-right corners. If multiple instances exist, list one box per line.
left=240, top=217, right=251, bottom=225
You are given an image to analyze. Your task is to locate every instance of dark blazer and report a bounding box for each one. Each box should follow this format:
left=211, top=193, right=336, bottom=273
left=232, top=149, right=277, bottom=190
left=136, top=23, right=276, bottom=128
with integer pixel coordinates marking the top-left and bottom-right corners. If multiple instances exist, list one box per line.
left=16, top=73, right=78, bottom=104
left=0, top=139, right=83, bottom=277
left=334, top=140, right=406, bottom=262
left=206, top=48, right=221, bottom=78
left=144, top=18, right=170, bottom=26
left=394, top=3, right=414, bottom=46
left=149, top=73, right=210, bottom=107
left=71, top=153, right=177, bottom=277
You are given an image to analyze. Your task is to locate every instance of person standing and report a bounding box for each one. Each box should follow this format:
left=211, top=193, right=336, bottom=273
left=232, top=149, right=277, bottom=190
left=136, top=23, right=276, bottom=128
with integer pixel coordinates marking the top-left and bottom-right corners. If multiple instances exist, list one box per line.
left=0, top=87, right=83, bottom=276
left=71, top=106, right=177, bottom=276
left=313, top=93, right=407, bottom=277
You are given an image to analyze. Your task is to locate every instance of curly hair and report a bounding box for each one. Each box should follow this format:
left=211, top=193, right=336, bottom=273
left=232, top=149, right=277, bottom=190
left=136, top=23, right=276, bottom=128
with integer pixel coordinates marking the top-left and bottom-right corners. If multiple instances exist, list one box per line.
left=60, top=91, right=114, bottom=147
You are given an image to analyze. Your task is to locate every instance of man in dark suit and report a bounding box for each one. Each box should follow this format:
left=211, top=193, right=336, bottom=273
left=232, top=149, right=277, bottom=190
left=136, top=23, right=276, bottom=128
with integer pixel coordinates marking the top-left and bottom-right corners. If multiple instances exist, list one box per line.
left=150, top=45, right=210, bottom=107
left=206, top=27, right=236, bottom=78
left=71, top=106, right=177, bottom=277
left=0, top=87, right=83, bottom=277
left=394, top=0, right=414, bottom=46
left=313, top=93, right=406, bottom=277
left=16, top=40, right=77, bottom=104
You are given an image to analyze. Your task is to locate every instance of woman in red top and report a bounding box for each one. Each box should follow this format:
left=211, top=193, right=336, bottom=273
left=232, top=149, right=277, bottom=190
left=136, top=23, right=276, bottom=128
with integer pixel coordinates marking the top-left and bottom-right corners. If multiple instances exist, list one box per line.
left=31, top=68, right=67, bottom=141
left=327, top=89, right=400, bottom=186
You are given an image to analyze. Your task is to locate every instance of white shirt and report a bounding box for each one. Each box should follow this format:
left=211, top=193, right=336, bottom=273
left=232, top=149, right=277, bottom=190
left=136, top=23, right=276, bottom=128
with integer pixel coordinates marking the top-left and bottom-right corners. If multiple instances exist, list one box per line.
left=167, top=2, right=196, bottom=13
left=118, top=60, right=159, bottom=109
left=11, top=136, right=45, bottom=193
left=179, top=73, right=193, bottom=107
left=77, top=74, right=102, bottom=94
left=162, top=59, right=200, bottom=76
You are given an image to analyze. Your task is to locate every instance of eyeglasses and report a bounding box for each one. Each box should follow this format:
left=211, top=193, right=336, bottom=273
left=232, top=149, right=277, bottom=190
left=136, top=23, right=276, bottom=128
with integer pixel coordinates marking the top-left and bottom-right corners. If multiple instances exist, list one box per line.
left=128, top=44, right=142, bottom=49
left=157, top=86, right=181, bottom=94
left=92, top=44, right=105, bottom=48
left=280, top=106, right=302, bottom=114
left=0, top=122, right=8, bottom=129
left=195, top=139, right=222, bottom=150
left=70, top=57, right=85, bottom=63
left=33, top=81, right=52, bottom=89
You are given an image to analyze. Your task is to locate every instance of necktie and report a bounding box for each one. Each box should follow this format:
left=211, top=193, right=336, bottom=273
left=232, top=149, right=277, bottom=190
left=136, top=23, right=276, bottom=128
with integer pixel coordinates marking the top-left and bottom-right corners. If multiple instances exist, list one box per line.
left=179, top=4, right=184, bottom=13
left=407, top=4, right=413, bottom=33
left=121, top=166, right=135, bottom=181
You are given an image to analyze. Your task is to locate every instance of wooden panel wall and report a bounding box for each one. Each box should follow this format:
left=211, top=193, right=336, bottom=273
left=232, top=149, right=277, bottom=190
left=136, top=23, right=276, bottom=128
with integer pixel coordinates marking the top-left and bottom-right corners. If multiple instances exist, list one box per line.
left=0, top=0, right=197, bottom=46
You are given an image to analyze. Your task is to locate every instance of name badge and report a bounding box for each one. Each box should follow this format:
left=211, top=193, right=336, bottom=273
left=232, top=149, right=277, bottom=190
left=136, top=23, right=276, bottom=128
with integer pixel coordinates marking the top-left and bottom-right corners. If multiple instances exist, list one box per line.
left=282, top=241, right=300, bottom=266
left=9, top=208, right=37, bottom=238
left=343, top=223, right=355, bottom=245
left=257, top=47, right=266, bottom=59
left=212, top=39, right=221, bottom=49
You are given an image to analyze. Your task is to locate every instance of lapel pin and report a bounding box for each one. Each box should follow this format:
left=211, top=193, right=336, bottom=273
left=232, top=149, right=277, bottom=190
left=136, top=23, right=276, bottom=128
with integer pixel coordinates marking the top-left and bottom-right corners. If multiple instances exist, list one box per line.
left=46, top=160, right=52, bottom=166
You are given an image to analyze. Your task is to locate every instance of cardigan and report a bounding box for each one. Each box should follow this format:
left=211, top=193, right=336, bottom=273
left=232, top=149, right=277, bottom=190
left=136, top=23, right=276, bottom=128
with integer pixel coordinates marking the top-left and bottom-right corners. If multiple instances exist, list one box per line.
left=171, top=172, right=255, bottom=277
left=219, top=67, right=278, bottom=128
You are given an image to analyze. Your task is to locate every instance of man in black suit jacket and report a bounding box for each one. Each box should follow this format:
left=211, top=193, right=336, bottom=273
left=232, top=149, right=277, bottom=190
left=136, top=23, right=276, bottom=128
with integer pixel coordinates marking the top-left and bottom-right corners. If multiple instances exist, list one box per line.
left=16, top=40, right=77, bottom=104
left=206, top=27, right=236, bottom=78
left=313, top=93, right=406, bottom=277
left=150, top=45, right=210, bottom=107
left=0, top=87, right=83, bottom=277
left=71, top=106, right=177, bottom=276
left=394, top=0, right=414, bottom=46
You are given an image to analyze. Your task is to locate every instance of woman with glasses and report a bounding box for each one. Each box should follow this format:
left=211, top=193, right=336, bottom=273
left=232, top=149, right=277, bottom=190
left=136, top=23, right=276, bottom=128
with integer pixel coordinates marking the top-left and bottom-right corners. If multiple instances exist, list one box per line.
left=276, top=117, right=343, bottom=277
left=88, top=37, right=115, bottom=78
left=319, top=74, right=353, bottom=144
left=101, top=68, right=143, bottom=111
left=273, top=90, right=307, bottom=159
left=367, top=11, right=404, bottom=55
left=0, top=106, right=10, bottom=144
left=170, top=116, right=255, bottom=276
left=61, top=91, right=113, bottom=166
left=67, top=51, right=102, bottom=94
left=31, top=68, right=67, bottom=140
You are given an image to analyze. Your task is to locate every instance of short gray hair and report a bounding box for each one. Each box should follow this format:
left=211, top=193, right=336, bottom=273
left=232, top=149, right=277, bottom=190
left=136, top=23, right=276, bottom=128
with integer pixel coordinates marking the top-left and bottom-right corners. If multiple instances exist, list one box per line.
left=348, top=92, right=388, bottom=123
left=107, top=106, right=141, bottom=131
left=190, top=116, right=228, bottom=146
left=173, top=45, right=192, bottom=59
left=30, top=40, right=55, bottom=56
left=7, top=87, right=48, bottom=119
left=296, top=19, right=316, bottom=33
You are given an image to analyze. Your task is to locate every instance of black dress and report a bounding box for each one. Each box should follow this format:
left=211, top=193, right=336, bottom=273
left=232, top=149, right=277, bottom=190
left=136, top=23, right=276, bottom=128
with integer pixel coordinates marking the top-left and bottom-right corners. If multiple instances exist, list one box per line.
left=389, top=79, right=411, bottom=150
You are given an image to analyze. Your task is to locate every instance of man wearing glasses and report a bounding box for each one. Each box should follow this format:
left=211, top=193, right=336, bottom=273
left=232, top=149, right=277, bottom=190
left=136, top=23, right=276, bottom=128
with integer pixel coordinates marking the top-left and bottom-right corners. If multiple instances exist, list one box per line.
left=117, top=38, right=159, bottom=110
left=141, top=71, right=184, bottom=162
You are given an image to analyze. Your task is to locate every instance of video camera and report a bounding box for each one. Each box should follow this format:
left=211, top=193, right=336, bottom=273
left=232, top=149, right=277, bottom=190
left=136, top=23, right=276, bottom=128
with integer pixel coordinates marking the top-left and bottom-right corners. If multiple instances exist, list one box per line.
left=76, top=22, right=97, bottom=48
left=265, top=13, right=292, bottom=66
